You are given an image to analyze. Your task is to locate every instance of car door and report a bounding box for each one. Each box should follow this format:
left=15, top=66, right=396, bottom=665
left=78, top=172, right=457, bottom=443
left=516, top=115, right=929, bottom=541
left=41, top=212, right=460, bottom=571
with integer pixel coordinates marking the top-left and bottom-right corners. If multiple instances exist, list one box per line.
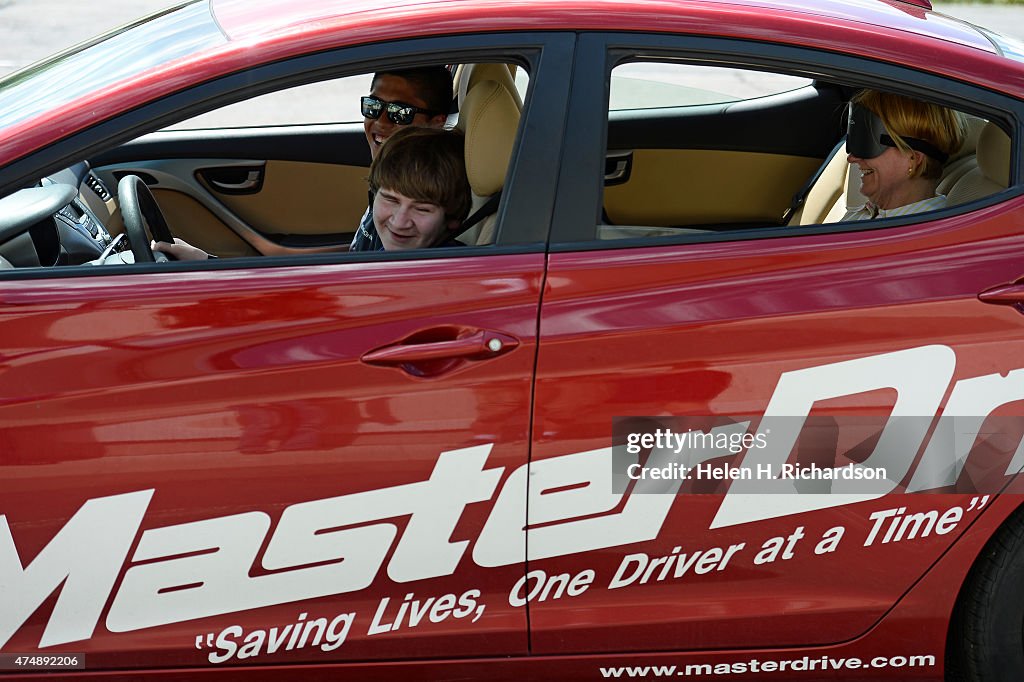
left=527, top=32, right=1024, bottom=655
left=0, top=32, right=574, bottom=670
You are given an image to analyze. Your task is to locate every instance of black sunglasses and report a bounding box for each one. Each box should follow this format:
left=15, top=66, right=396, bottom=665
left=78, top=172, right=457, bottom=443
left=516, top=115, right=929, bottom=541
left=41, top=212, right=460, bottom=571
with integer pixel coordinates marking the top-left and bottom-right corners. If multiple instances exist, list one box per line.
left=361, top=95, right=438, bottom=126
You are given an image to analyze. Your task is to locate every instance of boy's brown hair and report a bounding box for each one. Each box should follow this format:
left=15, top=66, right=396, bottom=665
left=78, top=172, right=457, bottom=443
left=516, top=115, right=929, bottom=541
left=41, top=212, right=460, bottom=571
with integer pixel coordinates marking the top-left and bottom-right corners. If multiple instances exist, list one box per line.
left=368, top=127, right=471, bottom=223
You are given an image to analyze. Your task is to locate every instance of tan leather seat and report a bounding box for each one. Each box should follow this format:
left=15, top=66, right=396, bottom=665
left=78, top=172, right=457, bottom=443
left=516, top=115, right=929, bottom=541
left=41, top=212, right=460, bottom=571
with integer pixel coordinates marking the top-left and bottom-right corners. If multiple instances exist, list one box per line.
left=454, top=63, right=523, bottom=113
left=946, top=121, right=1011, bottom=205
left=456, top=75, right=521, bottom=245
left=787, top=145, right=853, bottom=226
left=936, top=116, right=986, bottom=196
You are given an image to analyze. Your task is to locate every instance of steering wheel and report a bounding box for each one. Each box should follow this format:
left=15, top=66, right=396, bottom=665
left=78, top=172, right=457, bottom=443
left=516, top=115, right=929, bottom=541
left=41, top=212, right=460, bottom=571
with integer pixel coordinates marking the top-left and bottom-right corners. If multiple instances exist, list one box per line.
left=117, top=174, right=175, bottom=263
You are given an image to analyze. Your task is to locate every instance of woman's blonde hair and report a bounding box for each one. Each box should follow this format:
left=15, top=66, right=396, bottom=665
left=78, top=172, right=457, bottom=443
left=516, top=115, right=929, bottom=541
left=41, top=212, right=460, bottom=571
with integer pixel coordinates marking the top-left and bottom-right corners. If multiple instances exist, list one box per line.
left=853, top=90, right=968, bottom=179
left=368, top=126, right=471, bottom=223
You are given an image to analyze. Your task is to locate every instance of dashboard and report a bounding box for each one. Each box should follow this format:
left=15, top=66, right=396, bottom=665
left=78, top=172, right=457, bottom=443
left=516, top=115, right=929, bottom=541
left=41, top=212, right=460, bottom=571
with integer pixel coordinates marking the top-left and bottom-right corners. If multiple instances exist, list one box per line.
left=0, top=161, right=129, bottom=269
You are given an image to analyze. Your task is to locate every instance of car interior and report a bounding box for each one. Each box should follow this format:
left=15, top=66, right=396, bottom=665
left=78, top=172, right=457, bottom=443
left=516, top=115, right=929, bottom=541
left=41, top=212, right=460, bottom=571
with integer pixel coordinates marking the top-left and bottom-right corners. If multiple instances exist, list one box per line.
left=453, top=62, right=523, bottom=246
left=595, top=64, right=1012, bottom=241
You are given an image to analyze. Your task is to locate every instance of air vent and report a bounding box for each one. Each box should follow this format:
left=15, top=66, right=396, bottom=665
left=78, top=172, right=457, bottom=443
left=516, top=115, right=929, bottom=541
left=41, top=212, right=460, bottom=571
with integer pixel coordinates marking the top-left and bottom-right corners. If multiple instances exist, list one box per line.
left=85, top=173, right=112, bottom=202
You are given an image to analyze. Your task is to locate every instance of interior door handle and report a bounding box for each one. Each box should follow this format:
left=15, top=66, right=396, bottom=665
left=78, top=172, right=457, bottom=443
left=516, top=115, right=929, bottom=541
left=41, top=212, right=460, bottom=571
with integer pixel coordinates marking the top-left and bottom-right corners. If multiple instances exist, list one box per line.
left=979, top=281, right=1024, bottom=312
left=362, top=329, right=520, bottom=376
left=199, top=165, right=266, bottom=195
left=210, top=170, right=262, bottom=192
left=604, top=150, right=633, bottom=185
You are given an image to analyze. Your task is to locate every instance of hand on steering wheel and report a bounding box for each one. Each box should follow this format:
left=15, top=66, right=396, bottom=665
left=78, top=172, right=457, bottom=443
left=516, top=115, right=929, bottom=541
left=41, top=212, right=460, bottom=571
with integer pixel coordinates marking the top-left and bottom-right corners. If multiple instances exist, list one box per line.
left=117, top=174, right=175, bottom=263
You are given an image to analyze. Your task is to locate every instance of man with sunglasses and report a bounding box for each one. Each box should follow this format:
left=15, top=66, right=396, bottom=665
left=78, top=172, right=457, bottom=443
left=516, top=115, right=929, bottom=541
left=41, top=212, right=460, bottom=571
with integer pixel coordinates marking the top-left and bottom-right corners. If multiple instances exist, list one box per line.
left=154, top=65, right=454, bottom=259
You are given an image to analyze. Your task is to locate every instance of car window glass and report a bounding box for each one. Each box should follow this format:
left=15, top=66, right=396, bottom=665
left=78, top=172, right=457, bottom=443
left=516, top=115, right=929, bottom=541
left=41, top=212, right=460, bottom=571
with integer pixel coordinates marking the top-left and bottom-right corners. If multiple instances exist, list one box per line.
left=170, top=66, right=531, bottom=130
left=168, top=74, right=373, bottom=130
left=596, top=59, right=1007, bottom=243
left=610, top=62, right=811, bottom=110
left=514, top=67, right=530, bottom=102
left=0, top=60, right=535, bottom=274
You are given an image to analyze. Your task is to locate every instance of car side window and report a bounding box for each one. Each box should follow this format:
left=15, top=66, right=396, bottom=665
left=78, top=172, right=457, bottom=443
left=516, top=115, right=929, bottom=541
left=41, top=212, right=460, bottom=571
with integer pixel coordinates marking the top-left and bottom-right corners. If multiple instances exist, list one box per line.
left=167, top=75, right=373, bottom=130
left=598, top=60, right=832, bottom=241
left=0, top=54, right=548, bottom=274
left=610, top=62, right=810, bottom=110
left=595, top=58, right=1012, bottom=243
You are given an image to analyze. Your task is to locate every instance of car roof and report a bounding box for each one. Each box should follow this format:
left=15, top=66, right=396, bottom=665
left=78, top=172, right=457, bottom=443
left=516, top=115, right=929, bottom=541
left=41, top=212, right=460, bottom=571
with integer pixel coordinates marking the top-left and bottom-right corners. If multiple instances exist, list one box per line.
left=209, top=0, right=992, bottom=55
left=0, top=0, right=1019, bottom=174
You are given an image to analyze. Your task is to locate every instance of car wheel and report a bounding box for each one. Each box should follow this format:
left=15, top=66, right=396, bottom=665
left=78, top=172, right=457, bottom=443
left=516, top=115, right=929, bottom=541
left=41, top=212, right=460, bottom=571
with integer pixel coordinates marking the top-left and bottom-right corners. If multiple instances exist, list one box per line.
left=946, top=503, right=1024, bottom=681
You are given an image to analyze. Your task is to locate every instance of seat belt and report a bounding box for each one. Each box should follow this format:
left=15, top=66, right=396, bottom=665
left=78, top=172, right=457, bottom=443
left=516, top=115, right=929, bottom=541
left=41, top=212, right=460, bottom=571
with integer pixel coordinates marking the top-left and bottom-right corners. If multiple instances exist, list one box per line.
left=782, top=138, right=846, bottom=225
left=451, top=191, right=502, bottom=242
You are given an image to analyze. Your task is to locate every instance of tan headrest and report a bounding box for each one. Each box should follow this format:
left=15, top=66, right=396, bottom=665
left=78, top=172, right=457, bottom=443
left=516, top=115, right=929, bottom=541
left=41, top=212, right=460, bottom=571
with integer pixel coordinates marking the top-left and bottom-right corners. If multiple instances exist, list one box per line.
left=458, top=79, right=520, bottom=196
left=456, top=63, right=523, bottom=112
left=949, top=115, right=985, bottom=163
left=978, top=122, right=1011, bottom=188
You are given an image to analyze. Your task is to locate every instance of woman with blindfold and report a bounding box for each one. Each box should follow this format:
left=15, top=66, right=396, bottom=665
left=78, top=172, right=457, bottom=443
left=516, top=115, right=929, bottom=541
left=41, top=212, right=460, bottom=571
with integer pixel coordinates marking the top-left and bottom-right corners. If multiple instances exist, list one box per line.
left=843, top=89, right=967, bottom=221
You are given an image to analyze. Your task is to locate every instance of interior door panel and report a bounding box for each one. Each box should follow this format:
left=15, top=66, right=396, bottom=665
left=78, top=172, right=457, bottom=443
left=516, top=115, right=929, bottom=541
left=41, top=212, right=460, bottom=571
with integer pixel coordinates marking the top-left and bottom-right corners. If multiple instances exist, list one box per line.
left=151, top=189, right=261, bottom=258
left=604, top=85, right=846, bottom=229
left=603, top=149, right=822, bottom=226
left=212, top=160, right=368, bottom=239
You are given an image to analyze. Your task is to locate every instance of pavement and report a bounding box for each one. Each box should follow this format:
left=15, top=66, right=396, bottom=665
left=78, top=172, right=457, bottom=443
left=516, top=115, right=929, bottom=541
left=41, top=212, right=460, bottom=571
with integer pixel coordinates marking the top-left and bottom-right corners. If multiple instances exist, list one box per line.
left=0, top=2, right=1021, bottom=77
left=0, top=0, right=179, bottom=75
left=934, top=1, right=1024, bottom=34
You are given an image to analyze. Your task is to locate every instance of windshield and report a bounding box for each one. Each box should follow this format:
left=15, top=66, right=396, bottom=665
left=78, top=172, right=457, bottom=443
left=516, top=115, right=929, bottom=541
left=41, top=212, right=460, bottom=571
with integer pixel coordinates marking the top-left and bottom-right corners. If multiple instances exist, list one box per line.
left=0, top=1, right=224, bottom=131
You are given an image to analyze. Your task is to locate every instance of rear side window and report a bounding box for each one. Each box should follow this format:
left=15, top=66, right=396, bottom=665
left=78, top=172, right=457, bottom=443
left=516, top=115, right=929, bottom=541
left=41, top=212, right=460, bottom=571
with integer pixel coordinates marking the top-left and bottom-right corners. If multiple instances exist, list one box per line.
left=595, top=57, right=1009, bottom=242
left=610, top=62, right=812, bottom=110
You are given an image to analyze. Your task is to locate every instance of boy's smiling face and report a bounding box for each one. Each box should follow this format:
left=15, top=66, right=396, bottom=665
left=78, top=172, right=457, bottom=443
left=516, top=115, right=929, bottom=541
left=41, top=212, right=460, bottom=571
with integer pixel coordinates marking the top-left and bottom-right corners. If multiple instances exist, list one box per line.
left=373, top=188, right=458, bottom=251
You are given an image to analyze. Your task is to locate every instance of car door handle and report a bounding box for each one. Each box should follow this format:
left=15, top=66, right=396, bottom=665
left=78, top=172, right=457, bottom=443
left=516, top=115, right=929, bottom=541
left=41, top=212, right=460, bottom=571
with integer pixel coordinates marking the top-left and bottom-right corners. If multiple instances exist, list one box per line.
left=361, top=329, right=520, bottom=375
left=979, top=281, right=1024, bottom=312
left=604, top=150, right=633, bottom=185
left=210, top=170, right=262, bottom=191
left=199, top=166, right=266, bottom=194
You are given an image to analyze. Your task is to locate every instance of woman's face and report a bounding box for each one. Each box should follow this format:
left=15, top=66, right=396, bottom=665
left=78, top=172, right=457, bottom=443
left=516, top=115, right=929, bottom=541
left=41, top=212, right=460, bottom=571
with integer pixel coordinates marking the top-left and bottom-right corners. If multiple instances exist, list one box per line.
left=847, top=146, right=917, bottom=210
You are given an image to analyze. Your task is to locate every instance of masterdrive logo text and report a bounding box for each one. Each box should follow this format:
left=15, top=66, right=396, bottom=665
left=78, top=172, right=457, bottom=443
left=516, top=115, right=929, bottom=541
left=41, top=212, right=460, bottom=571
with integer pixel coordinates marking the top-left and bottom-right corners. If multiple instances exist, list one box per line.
left=2, top=344, right=1023, bottom=650
left=598, top=653, right=937, bottom=677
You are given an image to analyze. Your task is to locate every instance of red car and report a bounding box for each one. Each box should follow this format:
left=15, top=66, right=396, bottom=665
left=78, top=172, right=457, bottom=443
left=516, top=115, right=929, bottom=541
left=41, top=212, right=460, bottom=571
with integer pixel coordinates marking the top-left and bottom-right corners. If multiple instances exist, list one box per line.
left=0, top=0, right=1022, bottom=679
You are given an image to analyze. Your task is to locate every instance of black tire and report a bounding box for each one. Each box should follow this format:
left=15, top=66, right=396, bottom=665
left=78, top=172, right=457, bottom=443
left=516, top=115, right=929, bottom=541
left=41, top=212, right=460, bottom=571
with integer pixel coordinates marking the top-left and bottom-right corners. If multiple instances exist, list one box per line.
left=947, top=503, right=1024, bottom=681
